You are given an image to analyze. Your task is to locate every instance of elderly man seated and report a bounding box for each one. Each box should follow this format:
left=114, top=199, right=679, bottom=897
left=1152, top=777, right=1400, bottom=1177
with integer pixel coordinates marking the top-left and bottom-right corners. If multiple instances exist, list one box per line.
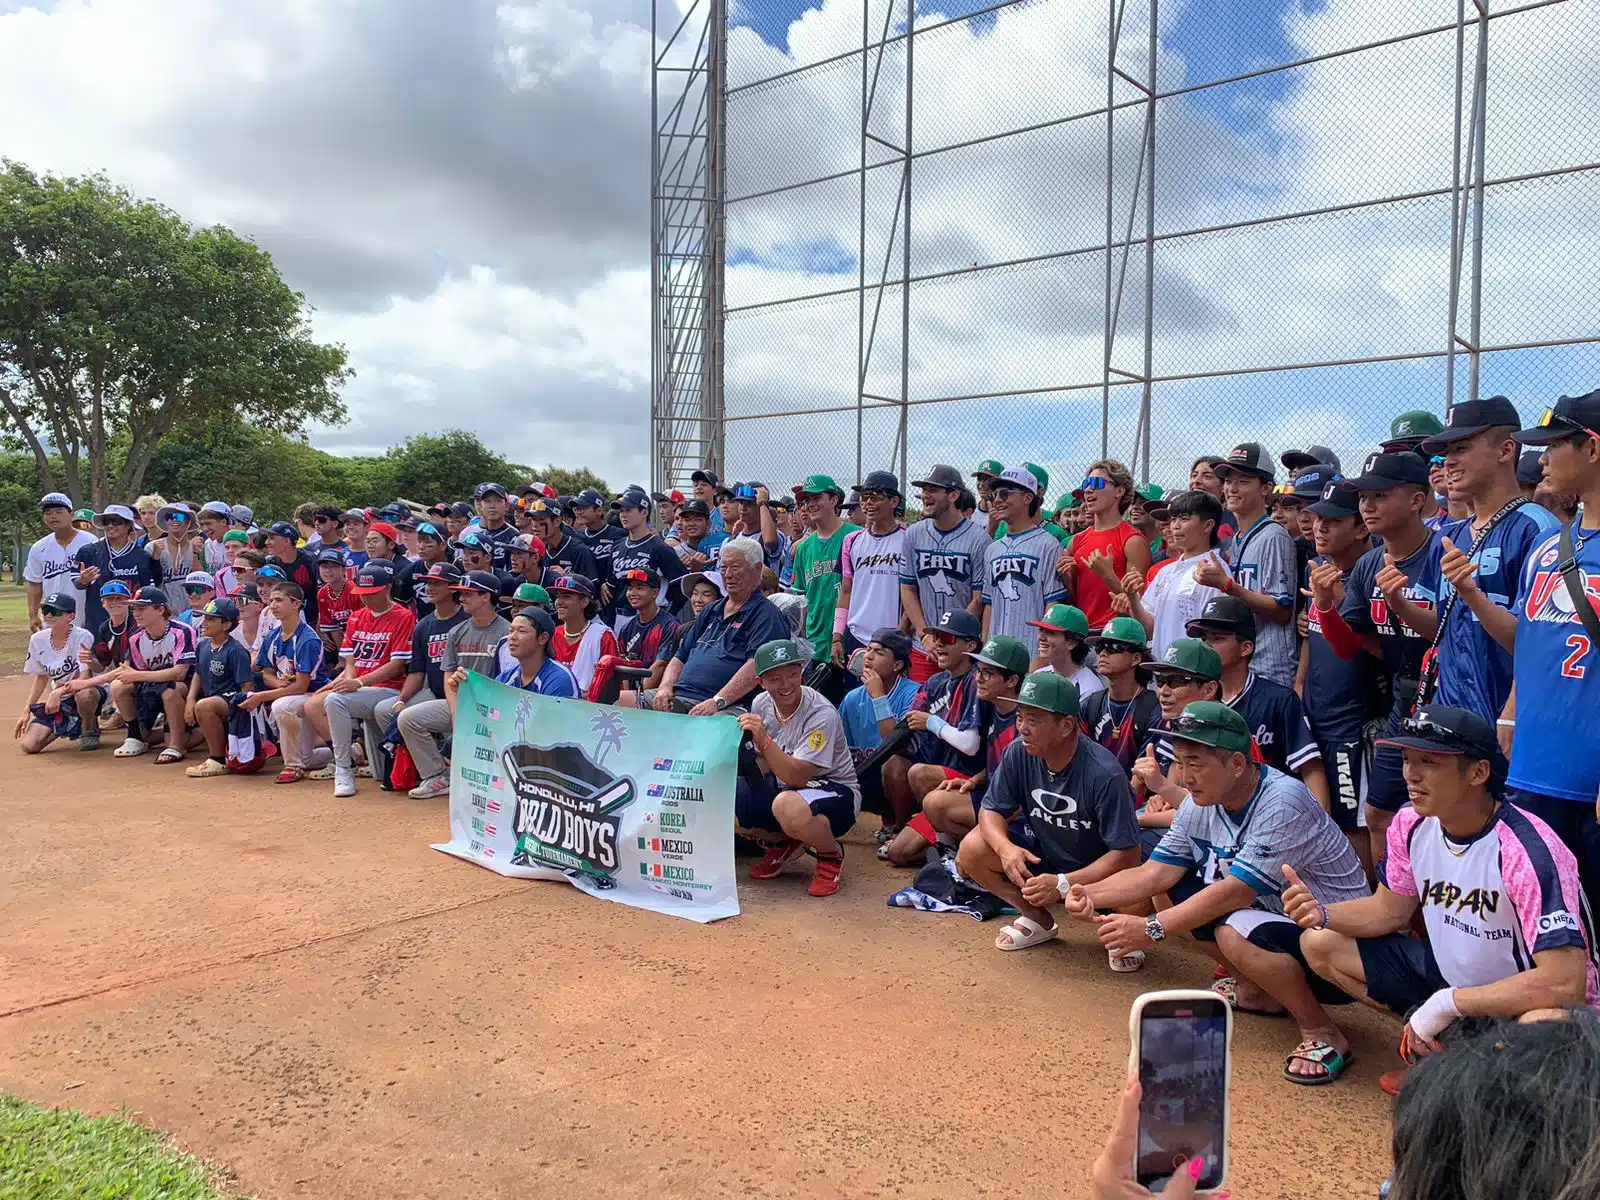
left=616, top=536, right=788, bottom=715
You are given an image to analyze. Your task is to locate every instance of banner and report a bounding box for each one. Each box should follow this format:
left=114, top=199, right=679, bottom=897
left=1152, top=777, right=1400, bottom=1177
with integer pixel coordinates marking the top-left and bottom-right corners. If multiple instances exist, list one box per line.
left=431, top=672, right=741, bottom=923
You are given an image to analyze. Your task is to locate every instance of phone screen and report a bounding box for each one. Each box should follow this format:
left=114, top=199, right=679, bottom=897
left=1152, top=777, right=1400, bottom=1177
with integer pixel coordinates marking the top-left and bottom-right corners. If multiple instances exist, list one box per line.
left=1137, top=997, right=1228, bottom=1192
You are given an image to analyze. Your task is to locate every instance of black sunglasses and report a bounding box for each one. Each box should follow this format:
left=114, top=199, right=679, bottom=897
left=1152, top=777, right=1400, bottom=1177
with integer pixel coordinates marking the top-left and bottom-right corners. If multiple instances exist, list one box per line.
left=1170, top=712, right=1228, bottom=734
left=988, top=486, right=1025, bottom=502
left=184, top=585, right=213, bottom=595
left=1096, top=641, right=1143, bottom=655
left=1397, top=713, right=1480, bottom=753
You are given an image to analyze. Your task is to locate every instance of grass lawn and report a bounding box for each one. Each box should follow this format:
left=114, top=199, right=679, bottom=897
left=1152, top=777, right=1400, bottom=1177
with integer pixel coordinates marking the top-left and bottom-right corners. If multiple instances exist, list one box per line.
left=0, top=577, right=31, bottom=675
left=0, top=1094, right=243, bottom=1200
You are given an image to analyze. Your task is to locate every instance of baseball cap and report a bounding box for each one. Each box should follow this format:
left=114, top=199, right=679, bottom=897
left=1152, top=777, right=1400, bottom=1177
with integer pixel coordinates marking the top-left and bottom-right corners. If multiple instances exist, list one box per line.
left=618, top=566, right=663, bottom=589
left=474, top=482, right=509, bottom=501
left=690, top=468, right=721, bottom=487
left=512, top=581, right=551, bottom=606
left=1376, top=704, right=1503, bottom=765
left=40, top=592, right=76, bottom=616
left=415, top=522, right=446, bottom=542
left=453, top=570, right=502, bottom=595
left=754, top=638, right=804, bottom=675
left=1306, top=480, right=1362, bottom=519
left=265, top=521, right=298, bottom=541
left=1291, top=464, right=1342, bottom=499
left=426, top=502, right=453, bottom=518
left=255, top=563, right=287, bottom=580
left=222, top=529, right=250, bottom=545
left=1165, top=701, right=1252, bottom=756
left=766, top=494, right=793, bottom=512
left=842, top=487, right=861, bottom=511
left=911, top=464, right=965, bottom=491
left=1514, top=389, right=1600, bottom=445
left=1015, top=671, right=1080, bottom=718
left=795, top=473, right=844, bottom=499
left=1088, top=616, right=1150, bottom=651
left=72, top=507, right=97, bottom=525
left=516, top=605, right=557, bottom=634
left=339, top=508, right=366, bottom=523
left=456, top=530, right=491, bottom=553
left=230, top=504, right=255, bottom=526
left=1185, top=595, right=1257, bottom=640
left=233, top=582, right=263, bottom=606
left=573, top=488, right=605, bottom=509
left=448, top=502, right=473, bottom=519
left=352, top=561, right=397, bottom=595
left=367, top=521, right=400, bottom=542
left=651, top=488, right=687, bottom=504
left=38, top=491, right=72, bottom=511
left=183, top=570, right=216, bottom=590
left=1214, top=443, right=1277, bottom=482
left=156, top=503, right=193, bottom=524
left=422, top=561, right=465, bottom=585
left=974, top=459, right=1004, bottom=479
left=969, top=635, right=1032, bottom=679
left=859, top=470, right=901, bottom=496
left=511, top=533, right=546, bottom=555
left=1052, top=492, right=1081, bottom=512
left=677, top=499, right=711, bottom=519
left=681, top=570, right=725, bottom=597
left=617, top=489, right=652, bottom=510
left=868, top=628, right=914, bottom=668
left=1021, top=462, right=1050, bottom=494
left=1151, top=637, right=1223, bottom=682
left=522, top=499, right=560, bottom=520
left=94, top=504, right=137, bottom=526
left=992, top=466, right=1040, bottom=495
left=927, top=609, right=983, bottom=642
left=130, top=585, right=169, bottom=607
left=317, top=548, right=349, bottom=566
left=1423, top=395, right=1522, bottom=447
left=1388, top=410, right=1444, bottom=447
left=201, top=597, right=240, bottom=623
left=1028, top=602, right=1090, bottom=639
left=200, top=500, right=232, bottom=518
left=99, top=580, right=133, bottom=600
left=1280, top=445, right=1342, bottom=472
left=1348, top=450, right=1431, bottom=491
left=550, top=573, right=596, bottom=598
left=1516, top=451, right=1545, bottom=487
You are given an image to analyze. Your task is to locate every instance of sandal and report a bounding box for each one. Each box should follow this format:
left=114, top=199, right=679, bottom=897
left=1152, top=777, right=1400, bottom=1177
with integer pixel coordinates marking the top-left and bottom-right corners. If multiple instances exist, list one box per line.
left=1212, top=977, right=1288, bottom=1018
left=154, top=747, right=186, bottom=765
left=275, top=766, right=307, bottom=784
left=994, top=915, right=1058, bottom=951
left=1283, top=1039, right=1354, bottom=1086
left=307, top=764, right=338, bottom=780
left=875, top=824, right=902, bottom=845
left=184, top=757, right=228, bottom=778
left=1109, top=949, right=1146, bottom=973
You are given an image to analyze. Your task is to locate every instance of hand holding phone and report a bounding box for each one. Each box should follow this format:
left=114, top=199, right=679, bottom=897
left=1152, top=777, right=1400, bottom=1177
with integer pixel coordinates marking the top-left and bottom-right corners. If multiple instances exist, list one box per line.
left=1126, top=990, right=1232, bottom=1195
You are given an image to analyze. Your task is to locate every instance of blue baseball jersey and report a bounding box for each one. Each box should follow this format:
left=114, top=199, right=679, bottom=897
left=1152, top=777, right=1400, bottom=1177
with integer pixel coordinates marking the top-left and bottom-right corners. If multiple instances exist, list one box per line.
left=256, top=621, right=331, bottom=690
left=910, top=667, right=986, bottom=774
left=1507, top=522, right=1600, bottom=803
left=1228, top=672, right=1320, bottom=776
left=1433, top=505, right=1561, bottom=722
left=1338, top=532, right=1442, bottom=721
left=1302, top=558, right=1378, bottom=745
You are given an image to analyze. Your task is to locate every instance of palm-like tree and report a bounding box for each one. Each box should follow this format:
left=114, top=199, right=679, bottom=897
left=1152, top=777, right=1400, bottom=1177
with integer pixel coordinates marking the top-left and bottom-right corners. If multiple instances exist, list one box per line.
left=590, top=710, right=627, bottom=766
left=513, top=695, right=535, bottom=745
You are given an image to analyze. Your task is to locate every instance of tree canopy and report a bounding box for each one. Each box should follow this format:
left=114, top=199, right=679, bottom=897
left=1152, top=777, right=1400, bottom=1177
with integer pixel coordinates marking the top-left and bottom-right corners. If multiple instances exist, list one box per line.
left=0, top=161, right=351, bottom=505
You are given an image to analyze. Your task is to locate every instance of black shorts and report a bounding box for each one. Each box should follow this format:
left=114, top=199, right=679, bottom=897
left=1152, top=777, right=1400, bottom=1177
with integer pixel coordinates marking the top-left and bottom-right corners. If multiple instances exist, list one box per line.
left=1319, top=737, right=1368, bottom=831
left=736, top=774, right=858, bottom=839
left=1366, top=741, right=1409, bottom=814
left=29, top=693, right=86, bottom=739
left=1230, top=913, right=1355, bottom=1007
left=1357, top=933, right=1450, bottom=1016
left=1004, top=819, right=1113, bottom=879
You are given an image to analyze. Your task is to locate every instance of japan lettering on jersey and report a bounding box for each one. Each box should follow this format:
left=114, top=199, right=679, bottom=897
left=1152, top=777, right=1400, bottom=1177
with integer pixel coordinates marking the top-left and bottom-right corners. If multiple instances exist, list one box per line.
left=128, top=621, right=198, bottom=672
left=911, top=669, right=984, bottom=772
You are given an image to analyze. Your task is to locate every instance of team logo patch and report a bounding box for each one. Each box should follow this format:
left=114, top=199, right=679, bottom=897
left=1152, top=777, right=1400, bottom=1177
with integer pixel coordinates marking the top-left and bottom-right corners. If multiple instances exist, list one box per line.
left=1540, top=546, right=1561, bottom=568
left=805, top=729, right=826, bottom=753
left=1020, top=681, right=1038, bottom=699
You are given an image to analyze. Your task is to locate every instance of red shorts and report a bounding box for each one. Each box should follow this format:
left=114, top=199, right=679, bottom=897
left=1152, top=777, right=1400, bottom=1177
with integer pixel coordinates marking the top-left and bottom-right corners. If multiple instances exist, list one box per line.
left=939, top=767, right=971, bottom=784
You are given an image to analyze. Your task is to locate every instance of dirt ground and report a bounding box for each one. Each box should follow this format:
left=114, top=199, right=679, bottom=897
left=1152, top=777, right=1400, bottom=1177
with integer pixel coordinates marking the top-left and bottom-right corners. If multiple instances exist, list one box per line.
left=0, top=674, right=1397, bottom=1199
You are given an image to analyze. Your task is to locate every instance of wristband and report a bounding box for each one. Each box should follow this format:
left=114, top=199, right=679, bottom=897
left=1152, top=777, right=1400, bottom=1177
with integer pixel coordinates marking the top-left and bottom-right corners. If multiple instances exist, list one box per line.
left=872, top=695, right=894, bottom=720
left=833, top=609, right=849, bottom=637
left=1314, top=901, right=1329, bottom=931
left=1221, top=576, right=1235, bottom=595
left=925, top=714, right=949, bottom=738
left=1496, top=719, right=1515, bottom=728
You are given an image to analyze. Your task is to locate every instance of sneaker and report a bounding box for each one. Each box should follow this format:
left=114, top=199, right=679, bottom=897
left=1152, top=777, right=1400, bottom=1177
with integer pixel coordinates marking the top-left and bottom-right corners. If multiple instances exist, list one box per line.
left=409, top=774, right=452, bottom=800
left=113, top=737, right=149, bottom=758
left=101, top=710, right=125, bottom=731
left=808, top=851, right=844, bottom=897
left=749, top=839, right=806, bottom=880
left=185, top=758, right=229, bottom=778
left=333, top=766, right=358, bottom=798
left=78, top=732, right=102, bottom=752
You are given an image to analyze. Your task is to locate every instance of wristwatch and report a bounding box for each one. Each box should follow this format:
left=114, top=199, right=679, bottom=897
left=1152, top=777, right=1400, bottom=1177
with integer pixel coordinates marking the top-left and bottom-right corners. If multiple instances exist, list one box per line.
left=1145, top=916, right=1167, bottom=943
left=712, top=696, right=729, bottom=712
left=1056, top=874, right=1073, bottom=900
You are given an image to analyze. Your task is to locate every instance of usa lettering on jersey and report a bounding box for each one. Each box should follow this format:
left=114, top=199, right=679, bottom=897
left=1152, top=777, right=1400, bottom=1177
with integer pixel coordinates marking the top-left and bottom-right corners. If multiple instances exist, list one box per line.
left=1369, top=584, right=1436, bottom=638
left=425, top=631, right=451, bottom=666
left=350, top=630, right=394, bottom=666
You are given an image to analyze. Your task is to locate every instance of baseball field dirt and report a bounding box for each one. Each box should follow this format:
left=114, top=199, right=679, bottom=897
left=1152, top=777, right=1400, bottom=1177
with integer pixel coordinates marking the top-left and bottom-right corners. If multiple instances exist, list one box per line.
left=0, top=675, right=1396, bottom=1198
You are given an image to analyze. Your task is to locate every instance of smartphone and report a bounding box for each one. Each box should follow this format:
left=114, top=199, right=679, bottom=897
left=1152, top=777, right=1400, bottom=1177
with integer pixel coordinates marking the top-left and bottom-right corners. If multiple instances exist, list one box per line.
left=1127, top=989, right=1232, bottom=1194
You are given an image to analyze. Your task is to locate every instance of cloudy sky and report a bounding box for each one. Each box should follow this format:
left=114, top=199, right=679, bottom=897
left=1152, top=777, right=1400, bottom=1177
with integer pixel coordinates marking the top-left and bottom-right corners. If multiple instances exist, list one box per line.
left=2, top=0, right=1595, bottom=492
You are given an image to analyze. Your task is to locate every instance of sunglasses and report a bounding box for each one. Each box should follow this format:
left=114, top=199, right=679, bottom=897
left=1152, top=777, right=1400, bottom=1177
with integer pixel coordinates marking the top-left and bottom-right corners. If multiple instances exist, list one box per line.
left=1429, top=455, right=1446, bottom=467
left=858, top=490, right=893, bottom=501
left=1170, top=712, right=1233, bottom=735
left=184, top=585, right=213, bottom=595
left=1078, top=477, right=1109, bottom=491
left=621, top=570, right=655, bottom=583
left=1537, top=407, right=1600, bottom=443
left=1096, top=641, right=1143, bottom=655
left=1152, top=673, right=1201, bottom=689
left=988, top=486, right=1026, bottom=502
left=1396, top=713, right=1480, bottom=753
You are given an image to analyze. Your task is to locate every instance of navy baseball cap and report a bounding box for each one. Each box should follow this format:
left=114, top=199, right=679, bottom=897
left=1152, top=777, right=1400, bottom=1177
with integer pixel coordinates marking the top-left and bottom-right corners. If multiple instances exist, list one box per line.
left=1515, top=389, right=1600, bottom=446
left=690, top=468, right=720, bottom=486
left=130, top=585, right=169, bottom=607
left=201, top=597, right=240, bottom=623
left=453, top=570, right=502, bottom=595
left=422, top=561, right=465, bottom=585
left=457, top=530, right=490, bottom=551
left=265, top=521, right=298, bottom=541
left=928, top=610, right=983, bottom=642
left=1349, top=450, right=1431, bottom=491
left=317, top=549, right=348, bottom=566
left=1377, top=704, right=1501, bottom=762
left=1424, top=395, right=1522, bottom=447
left=516, top=605, right=557, bottom=634
left=352, top=561, right=397, bottom=595
left=618, top=566, right=662, bottom=588
left=415, top=522, right=445, bottom=541
left=678, top=499, right=711, bottom=518
left=550, top=574, right=596, bottom=598
left=617, top=490, right=651, bottom=510
left=99, top=580, right=133, bottom=599
left=474, top=482, right=509, bottom=500
left=573, top=488, right=605, bottom=509
left=449, top=501, right=474, bottom=518
left=1516, top=451, right=1545, bottom=487
left=1214, top=443, right=1277, bottom=482
left=1281, top=444, right=1342, bottom=473
left=1292, top=464, right=1342, bottom=500
left=869, top=628, right=914, bottom=667
left=40, top=592, right=76, bottom=616
left=1186, top=595, right=1257, bottom=640
left=1306, top=480, right=1362, bottom=518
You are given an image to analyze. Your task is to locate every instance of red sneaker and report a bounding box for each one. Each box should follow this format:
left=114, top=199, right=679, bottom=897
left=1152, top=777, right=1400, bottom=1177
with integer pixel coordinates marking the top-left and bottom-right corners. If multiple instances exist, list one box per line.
left=808, top=851, right=844, bottom=897
left=1379, top=1067, right=1410, bottom=1096
left=750, top=839, right=805, bottom=880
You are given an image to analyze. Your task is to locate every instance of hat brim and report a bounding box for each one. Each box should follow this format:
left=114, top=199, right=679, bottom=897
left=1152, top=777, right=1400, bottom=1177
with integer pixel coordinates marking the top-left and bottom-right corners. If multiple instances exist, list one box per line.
left=1184, top=619, right=1254, bottom=639
left=1140, top=503, right=1170, bottom=519
left=1164, top=727, right=1251, bottom=755
left=350, top=582, right=392, bottom=595
left=1212, top=464, right=1274, bottom=482
left=1014, top=696, right=1073, bottom=716
left=1087, top=636, right=1148, bottom=652
left=1373, top=735, right=1470, bottom=756
left=1026, top=620, right=1088, bottom=638
left=1512, top=423, right=1581, bottom=445
left=910, top=476, right=959, bottom=490
left=1306, top=500, right=1361, bottom=518
left=968, top=651, right=1027, bottom=675
left=1348, top=471, right=1427, bottom=491
left=1421, top=424, right=1490, bottom=448
left=91, top=514, right=130, bottom=528
left=1149, top=667, right=1214, bottom=685
left=927, top=629, right=981, bottom=645
left=550, top=585, right=593, bottom=598
left=1279, top=452, right=1324, bottom=470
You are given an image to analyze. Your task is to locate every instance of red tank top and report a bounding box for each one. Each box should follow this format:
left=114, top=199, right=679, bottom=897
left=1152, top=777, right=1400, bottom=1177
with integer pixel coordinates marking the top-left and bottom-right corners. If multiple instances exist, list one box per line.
left=1071, top=521, right=1142, bottom=630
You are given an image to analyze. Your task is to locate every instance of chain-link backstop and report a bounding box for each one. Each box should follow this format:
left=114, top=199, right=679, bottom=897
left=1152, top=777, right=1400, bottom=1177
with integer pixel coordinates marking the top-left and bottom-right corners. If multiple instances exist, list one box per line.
left=651, top=0, right=1600, bottom=497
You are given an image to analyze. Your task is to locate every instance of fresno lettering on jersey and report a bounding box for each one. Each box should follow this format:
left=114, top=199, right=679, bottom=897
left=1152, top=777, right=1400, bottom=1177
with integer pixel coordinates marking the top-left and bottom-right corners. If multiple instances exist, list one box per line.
left=349, top=629, right=396, bottom=670
left=424, top=630, right=451, bottom=669
left=1368, top=584, right=1436, bottom=637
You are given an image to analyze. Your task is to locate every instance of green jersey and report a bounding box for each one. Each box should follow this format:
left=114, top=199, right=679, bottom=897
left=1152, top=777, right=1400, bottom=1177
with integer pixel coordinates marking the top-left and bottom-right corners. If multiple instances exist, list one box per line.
left=995, top=518, right=1071, bottom=547
left=791, top=522, right=860, bottom=647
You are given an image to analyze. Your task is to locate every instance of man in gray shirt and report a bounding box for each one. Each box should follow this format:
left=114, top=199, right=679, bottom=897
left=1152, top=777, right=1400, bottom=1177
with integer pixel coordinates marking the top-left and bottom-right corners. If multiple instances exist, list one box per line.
left=901, top=464, right=992, bottom=680
left=1193, top=443, right=1299, bottom=687
left=980, top=468, right=1067, bottom=656
left=1065, top=702, right=1371, bottom=1085
left=398, top=571, right=510, bottom=799
left=735, top=639, right=859, bottom=898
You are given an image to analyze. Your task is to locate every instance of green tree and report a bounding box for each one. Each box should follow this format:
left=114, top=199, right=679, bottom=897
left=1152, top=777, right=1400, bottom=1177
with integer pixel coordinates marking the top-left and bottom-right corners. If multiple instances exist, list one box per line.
left=0, top=161, right=352, bottom=506
left=386, top=430, right=517, bottom=505
left=536, top=465, right=611, bottom=497
left=143, top=421, right=339, bottom=517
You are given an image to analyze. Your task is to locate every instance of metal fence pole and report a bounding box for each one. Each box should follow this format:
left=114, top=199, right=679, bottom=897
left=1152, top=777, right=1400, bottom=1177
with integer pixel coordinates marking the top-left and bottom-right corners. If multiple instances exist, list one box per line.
left=1443, top=0, right=1466, bottom=415
left=1466, top=0, right=1490, bottom=406
left=900, top=0, right=914, bottom=486
left=1101, top=0, right=1116, bottom=461
left=1139, top=0, right=1157, bottom=486
left=708, top=0, right=728, bottom=477
left=857, top=0, right=868, bottom=486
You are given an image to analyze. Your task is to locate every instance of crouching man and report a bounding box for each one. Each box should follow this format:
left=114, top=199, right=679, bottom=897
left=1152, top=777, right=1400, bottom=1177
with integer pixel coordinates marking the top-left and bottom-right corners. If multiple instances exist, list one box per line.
left=1286, top=705, right=1598, bottom=1093
left=735, top=639, right=861, bottom=898
left=956, top=672, right=1141, bottom=959
left=1063, top=701, right=1371, bottom=1085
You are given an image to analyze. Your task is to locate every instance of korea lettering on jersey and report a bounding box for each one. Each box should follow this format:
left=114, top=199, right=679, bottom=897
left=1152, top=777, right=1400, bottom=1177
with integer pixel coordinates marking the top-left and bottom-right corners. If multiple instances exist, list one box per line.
left=988, top=549, right=1042, bottom=601
left=1030, top=788, right=1096, bottom=833
left=1522, top=542, right=1600, bottom=677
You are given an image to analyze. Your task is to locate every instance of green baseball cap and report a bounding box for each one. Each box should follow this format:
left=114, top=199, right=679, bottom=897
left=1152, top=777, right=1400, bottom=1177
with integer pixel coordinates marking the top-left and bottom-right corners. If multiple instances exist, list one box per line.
left=1135, top=483, right=1164, bottom=503
left=1151, top=637, right=1222, bottom=682
left=1052, top=492, right=1081, bottom=512
left=1165, top=700, right=1251, bottom=756
left=975, top=460, right=1004, bottom=478
left=1015, top=671, right=1081, bottom=718
left=72, top=507, right=96, bottom=523
left=795, top=473, right=844, bottom=499
left=1390, top=410, right=1444, bottom=440
left=969, top=635, right=1031, bottom=679
left=754, top=638, right=804, bottom=674
left=513, top=582, right=552, bottom=606
left=1028, top=602, right=1091, bottom=639
left=1021, top=462, right=1050, bottom=493
left=1088, top=616, right=1149, bottom=649
left=222, top=529, right=250, bottom=545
